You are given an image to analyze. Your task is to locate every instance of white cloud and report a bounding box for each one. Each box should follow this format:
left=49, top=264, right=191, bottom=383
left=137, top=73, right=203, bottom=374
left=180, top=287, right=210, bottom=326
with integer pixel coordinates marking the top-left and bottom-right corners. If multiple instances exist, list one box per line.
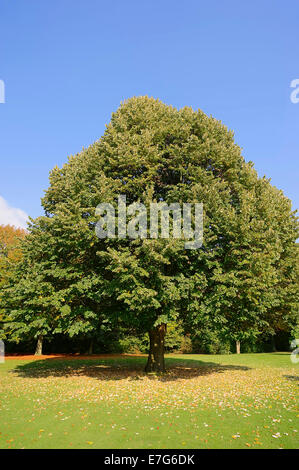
left=0, top=195, right=29, bottom=229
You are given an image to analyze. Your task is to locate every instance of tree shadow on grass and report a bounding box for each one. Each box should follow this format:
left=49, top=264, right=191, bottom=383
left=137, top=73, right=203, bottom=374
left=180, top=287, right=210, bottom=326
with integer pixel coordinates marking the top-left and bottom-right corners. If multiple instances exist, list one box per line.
left=11, top=355, right=251, bottom=382
left=283, top=375, right=299, bottom=383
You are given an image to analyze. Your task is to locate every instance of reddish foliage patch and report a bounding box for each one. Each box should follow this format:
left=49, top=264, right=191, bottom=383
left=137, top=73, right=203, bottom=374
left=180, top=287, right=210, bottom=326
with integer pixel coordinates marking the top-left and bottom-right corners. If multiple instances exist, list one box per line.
left=4, top=353, right=146, bottom=361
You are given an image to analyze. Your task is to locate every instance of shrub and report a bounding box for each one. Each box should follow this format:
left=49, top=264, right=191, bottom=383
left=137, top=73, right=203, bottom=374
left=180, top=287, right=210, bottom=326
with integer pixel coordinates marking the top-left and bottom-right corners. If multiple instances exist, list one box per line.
left=179, top=335, right=193, bottom=353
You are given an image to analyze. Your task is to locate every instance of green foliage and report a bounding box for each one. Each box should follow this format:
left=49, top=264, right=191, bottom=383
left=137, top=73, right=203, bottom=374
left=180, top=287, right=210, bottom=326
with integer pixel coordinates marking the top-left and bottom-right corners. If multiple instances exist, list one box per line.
left=115, top=322, right=186, bottom=354
left=117, top=335, right=148, bottom=354
left=165, top=322, right=185, bottom=352
left=1, top=97, right=298, bottom=358
left=179, top=335, right=193, bottom=353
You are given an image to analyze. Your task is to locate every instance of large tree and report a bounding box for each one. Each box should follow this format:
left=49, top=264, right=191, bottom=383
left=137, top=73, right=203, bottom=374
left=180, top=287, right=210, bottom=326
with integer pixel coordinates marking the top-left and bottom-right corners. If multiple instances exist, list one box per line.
left=2, top=97, right=298, bottom=369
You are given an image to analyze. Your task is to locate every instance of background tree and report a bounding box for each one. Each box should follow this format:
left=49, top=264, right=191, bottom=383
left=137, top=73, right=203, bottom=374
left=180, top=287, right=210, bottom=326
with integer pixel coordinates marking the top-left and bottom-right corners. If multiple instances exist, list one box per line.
left=0, top=225, right=26, bottom=285
left=0, top=225, right=26, bottom=341
left=1, top=214, right=111, bottom=355
left=204, top=176, right=299, bottom=353
left=38, top=97, right=257, bottom=371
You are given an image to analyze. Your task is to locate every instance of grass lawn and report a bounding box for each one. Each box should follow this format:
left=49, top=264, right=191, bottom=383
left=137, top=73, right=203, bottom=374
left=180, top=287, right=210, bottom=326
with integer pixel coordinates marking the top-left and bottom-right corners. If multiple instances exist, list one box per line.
left=0, top=353, right=298, bottom=449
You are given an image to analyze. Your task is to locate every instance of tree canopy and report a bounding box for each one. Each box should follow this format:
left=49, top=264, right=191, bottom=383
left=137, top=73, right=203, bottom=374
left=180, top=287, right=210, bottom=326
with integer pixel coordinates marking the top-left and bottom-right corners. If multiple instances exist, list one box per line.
left=2, top=97, right=298, bottom=370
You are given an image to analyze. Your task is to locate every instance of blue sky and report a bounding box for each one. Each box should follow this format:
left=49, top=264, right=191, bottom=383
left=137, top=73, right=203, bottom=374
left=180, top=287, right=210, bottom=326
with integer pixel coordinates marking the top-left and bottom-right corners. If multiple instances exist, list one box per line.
left=0, top=0, right=298, bottom=227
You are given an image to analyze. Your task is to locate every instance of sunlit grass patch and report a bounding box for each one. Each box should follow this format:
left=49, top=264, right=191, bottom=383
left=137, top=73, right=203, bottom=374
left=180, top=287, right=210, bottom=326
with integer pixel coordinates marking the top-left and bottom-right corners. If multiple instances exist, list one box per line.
left=0, top=353, right=298, bottom=449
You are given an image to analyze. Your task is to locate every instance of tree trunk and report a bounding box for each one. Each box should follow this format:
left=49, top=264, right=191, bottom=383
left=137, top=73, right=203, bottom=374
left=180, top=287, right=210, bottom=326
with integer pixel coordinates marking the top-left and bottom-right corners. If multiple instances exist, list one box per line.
left=145, top=324, right=167, bottom=373
left=35, top=335, right=43, bottom=355
left=236, top=340, right=240, bottom=354
left=87, top=338, right=94, bottom=355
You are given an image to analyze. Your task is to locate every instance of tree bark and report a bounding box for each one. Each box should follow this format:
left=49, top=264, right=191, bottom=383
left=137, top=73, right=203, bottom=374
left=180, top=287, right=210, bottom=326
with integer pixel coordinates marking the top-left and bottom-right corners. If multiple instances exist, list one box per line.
left=145, top=324, right=166, bottom=373
left=35, top=335, right=43, bottom=355
left=236, top=340, right=240, bottom=354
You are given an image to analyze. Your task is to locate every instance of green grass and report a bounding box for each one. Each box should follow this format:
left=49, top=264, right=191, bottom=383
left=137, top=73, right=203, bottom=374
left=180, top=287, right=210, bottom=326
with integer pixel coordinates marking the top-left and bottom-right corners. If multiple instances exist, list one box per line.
left=0, top=353, right=298, bottom=449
